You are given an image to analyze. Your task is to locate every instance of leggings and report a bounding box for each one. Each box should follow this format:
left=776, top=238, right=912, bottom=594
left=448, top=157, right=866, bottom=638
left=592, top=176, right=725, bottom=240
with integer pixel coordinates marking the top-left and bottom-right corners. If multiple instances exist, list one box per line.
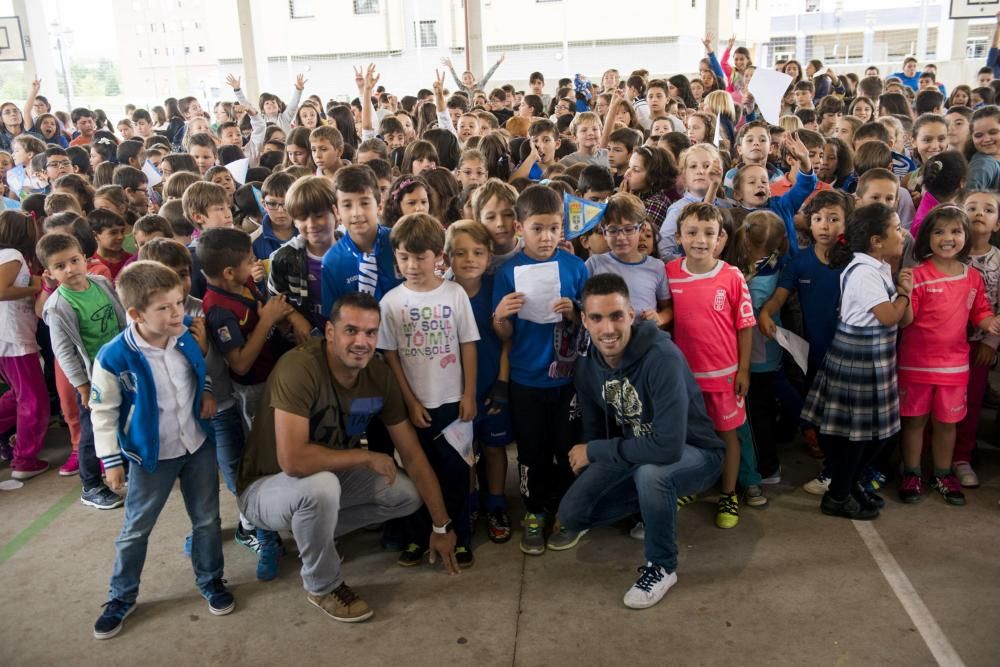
left=821, top=434, right=897, bottom=501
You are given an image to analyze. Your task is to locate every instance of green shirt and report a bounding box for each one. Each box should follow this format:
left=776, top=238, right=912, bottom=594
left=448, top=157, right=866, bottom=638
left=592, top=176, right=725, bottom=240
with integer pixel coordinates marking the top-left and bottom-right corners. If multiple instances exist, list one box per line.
left=237, top=338, right=408, bottom=494
left=58, top=280, right=120, bottom=362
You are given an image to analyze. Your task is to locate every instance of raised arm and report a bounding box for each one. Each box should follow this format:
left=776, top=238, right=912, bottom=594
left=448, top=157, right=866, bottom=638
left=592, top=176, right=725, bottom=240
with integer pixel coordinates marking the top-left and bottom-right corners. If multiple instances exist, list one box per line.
left=280, top=74, right=306, bottom=128
left=433, top=69, right=457, bottom=135
left=22, top=78, right=41, bottom=132
left=600, top=89, right=623, bottom=149
left=441, top=57, right=465, bottom=91
left=990, top=11, right=1000, bottom=76
left=361, top=64, right=380, bottom=134
left=477, top=53, right=506, bottom=91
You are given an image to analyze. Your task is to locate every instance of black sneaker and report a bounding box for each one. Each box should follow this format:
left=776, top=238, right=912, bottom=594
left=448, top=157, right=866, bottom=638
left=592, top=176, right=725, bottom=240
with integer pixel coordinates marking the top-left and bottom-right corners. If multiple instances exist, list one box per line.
left=455, top=546, right=475, bottom=569
left=487, top=509, right=512, bottom=543
left=820, top=493, right=879, bottom=520
left=93, top=598, right=135, bottom=640
left=234, top=523, right=260, bottom=553
left=930, top=474, right=967, bottom=506
left=397, top=543, right=425, bottom=567
left=202, top=579, right=235, bottom=616
left=80, top=485, right=124, bottom=510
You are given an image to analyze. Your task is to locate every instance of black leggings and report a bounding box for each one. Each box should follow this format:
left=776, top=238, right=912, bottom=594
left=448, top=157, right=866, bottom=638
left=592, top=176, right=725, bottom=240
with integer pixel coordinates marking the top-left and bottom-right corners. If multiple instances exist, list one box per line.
left=821, top=434, right=896, bottom=500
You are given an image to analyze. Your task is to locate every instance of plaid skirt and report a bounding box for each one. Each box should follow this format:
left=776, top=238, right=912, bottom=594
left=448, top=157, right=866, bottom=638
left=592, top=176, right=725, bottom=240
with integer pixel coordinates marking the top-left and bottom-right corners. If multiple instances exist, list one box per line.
left=801, top=321, right=900, bottom=442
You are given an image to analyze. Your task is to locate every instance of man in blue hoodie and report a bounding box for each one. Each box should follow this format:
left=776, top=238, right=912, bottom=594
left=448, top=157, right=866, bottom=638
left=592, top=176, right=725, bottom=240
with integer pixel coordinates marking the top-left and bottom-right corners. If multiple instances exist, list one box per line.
left=557, top=274, right=724, bottom=610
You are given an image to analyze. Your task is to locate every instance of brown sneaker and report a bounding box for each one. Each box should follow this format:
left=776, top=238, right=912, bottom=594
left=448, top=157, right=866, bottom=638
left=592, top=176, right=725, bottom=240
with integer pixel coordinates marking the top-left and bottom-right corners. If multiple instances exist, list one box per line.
left=307, top=583, right=374, bottom=623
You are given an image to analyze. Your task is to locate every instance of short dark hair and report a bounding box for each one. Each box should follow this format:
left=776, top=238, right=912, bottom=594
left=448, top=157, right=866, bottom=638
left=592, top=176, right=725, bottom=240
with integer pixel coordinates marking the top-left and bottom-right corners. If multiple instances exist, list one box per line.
left=914, top=89, right=945, bottom=115
left=577, top=165, right=615, bottom=195
left=88, top=208, right=127, bottom=234
left=116, top=140, right=144, bottom=165
left=329, top=291, right=381, bottom=324
left=138, top=237, right=192, bottom=270
left=582, top=272, right=630, bottom=307
left=134, top=214, right=174, bottom=238
left=113, top=165, right=147, bottom=191
left=197, top=227, right=252, bottom=278
left=516, top=184, right=563, bottom=221
left=70, top=107, right=94, bottom=124
left=36, top=231, right=83, bottom=268
left=855, top=121, right=891, bottom=145
left=131, top=108, right=152, bottom=124
left=333, top=164, right=380, bottom=204
left=389, top=212, right=445, bottom=255
left=530, top=71, right=544, bottom=84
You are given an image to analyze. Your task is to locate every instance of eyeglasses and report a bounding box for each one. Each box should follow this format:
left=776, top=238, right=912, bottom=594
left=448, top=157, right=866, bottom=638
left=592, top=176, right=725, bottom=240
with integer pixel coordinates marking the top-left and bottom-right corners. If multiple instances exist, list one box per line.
left=264, top=200, right=285, bottom=210
left=601, top=225, right=640, bottom=237
left=47, top=160, right=72, bottom=168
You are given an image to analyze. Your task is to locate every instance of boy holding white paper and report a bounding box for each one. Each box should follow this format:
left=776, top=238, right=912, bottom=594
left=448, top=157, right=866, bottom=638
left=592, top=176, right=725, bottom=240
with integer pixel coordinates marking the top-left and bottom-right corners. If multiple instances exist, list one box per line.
left=492, top=185, right=589, bottom=556
left=377, top=213, right=480, bottom=569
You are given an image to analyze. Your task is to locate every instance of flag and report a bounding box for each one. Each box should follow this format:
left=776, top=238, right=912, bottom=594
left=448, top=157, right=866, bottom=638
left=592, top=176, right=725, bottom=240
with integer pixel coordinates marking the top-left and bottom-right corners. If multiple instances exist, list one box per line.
left=251, top=185, right=266, bottom=217
left=564, top=192, right=606, bottom=240
left=747, top=67, right=793, bottom=124
left=225, top=158, right=249, bottom=185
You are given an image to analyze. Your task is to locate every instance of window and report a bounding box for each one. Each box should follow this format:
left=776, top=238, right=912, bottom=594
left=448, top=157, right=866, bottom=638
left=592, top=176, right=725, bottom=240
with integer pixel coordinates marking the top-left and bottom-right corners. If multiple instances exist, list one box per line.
left=353, top=0, right=378, bottom=14
left=968, top=37, right=988, bottom=59
left=290, top=0, right=315, bottom=18
left=417, top=20, right=437, bottom=48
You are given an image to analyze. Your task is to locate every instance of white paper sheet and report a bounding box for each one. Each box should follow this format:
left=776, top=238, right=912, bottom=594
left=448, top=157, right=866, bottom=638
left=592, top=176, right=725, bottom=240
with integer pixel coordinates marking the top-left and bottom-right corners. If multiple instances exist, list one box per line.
left=226, top=158, right=250, bottom=185
left=774, top=326, right=810, bottom=374
left=441, top=419, right=475, bottom=467
left=713, top=112, right=722, bottom=146
left=141, top=159, right=162, bottom=188
left=514, top=262, right=562, bottom=324
left=747, top=68, right=793, bottom=124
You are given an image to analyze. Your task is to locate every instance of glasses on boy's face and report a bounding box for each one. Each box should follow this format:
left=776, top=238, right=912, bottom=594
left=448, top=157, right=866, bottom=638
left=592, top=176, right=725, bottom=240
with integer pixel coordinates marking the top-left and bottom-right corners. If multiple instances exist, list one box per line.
left=264, top=199, right=285, bottom=210
left=47, top=159, right=72, bottom=169
left=601, top=225, right=640, bottom=237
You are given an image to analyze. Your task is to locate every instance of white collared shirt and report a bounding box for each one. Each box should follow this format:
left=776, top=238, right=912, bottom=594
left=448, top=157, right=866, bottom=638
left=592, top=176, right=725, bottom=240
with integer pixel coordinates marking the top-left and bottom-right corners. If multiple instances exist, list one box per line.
left=840, top=253, right=895, bottom=328
left=132, top=323, right=206, bottom=460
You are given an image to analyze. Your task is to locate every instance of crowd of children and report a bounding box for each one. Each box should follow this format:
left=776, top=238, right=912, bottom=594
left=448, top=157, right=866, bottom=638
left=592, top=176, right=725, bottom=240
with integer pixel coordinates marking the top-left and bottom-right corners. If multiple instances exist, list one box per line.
left=2, top=16, right=1000, bottom=629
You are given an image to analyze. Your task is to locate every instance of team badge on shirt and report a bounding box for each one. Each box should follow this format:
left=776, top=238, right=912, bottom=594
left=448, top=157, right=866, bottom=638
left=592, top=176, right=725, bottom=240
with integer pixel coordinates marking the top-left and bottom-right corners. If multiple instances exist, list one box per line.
left=217, top=326, right=232, bottom=343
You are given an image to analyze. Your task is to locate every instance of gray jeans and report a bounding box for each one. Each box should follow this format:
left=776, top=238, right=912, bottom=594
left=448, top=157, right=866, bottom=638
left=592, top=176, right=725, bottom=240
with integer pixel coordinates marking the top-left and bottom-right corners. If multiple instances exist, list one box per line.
left=238, top=467, right=421, bottom=595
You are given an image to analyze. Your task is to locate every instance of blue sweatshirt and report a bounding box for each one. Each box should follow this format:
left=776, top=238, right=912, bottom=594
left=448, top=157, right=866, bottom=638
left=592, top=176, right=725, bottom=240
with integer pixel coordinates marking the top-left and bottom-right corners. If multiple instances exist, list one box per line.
left=90, top=326, right=213, bottom=472
left=252, top=214, right=298, bottom=260
left=743, top=169, right=817, bottom=257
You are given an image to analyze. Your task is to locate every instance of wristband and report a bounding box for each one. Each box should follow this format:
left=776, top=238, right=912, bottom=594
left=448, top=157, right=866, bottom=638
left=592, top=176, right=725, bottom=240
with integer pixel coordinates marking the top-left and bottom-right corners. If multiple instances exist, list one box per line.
left=432, top=519, right=453, bottom=534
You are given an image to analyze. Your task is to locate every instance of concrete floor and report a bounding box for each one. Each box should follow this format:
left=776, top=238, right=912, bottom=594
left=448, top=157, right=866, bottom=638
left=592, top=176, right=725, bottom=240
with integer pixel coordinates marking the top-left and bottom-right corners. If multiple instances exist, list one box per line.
left=3, top=424, right=999, bottom=667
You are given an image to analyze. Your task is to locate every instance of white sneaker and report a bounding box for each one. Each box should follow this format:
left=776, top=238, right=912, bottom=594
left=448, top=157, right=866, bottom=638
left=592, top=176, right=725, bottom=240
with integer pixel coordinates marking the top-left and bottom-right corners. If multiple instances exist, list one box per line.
left=629, top=521, right=645, bottom=540
left=624, top=562, right=677, bottom=609
left=760, top=467, right=782, bottom=485
left=802, top=474, right=831, bottom=496
left=952, top=462, right=980, bottom=488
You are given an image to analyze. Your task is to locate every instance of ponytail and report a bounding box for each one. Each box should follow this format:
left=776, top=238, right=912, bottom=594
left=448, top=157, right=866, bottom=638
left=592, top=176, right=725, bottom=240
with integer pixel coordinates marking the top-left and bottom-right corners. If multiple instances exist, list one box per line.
left=829, top=203, right=895, bottom=269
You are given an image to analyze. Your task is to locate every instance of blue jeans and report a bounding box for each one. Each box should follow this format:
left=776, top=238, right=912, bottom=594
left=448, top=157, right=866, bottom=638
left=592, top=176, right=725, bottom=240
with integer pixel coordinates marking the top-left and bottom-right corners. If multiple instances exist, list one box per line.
left=108, top=439, right=223, bottom=604
left=558, top=445, right=723, bottom=572
left=76, top=393, right=103, bottom=490
left=211, top=406, right=245, bottom=496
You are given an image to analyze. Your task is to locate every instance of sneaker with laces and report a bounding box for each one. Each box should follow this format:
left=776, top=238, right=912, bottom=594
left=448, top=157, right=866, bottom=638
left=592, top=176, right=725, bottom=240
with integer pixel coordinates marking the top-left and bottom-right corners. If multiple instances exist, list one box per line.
left=862, top=467, right=887, bottom=493
left=11, top=458, right=49, bottom=480
left=803, top=474, right=831, bottom=496
left=930, top=474, right=966, bottom=506
left=234, top=523, right=261, bottom=553
left=202, top=579, right=235, bottom=616
left=623, top=562, right=677, bottom=609
left=743, top=485, right=767, bottom=508
left=952, top=462, right=979, bottom=488
left=899, top=473, right=923, bottom=504
left=677, top=495, right=696, bottom=508
left=93, top=598, right=135, bottom=640
left=487, top=508, right=512, bottom=544
left=256, top=529, right=281, bottom=581
left=58, top=451, right=80, bottom=476
left=629, top=521, right=645, bottom=540
left=307, top=582, right=373, bottom=623
left=80, top=485, right=124, bottom=510
left=455, top=546, right=474, bottom=568
left=397, top=543, right=425, bottom=567
left=715, top=493, right=739, bottom=529
left=547, top=525, right=588, bottom=551
left=520, top=513, right=546, bottom=555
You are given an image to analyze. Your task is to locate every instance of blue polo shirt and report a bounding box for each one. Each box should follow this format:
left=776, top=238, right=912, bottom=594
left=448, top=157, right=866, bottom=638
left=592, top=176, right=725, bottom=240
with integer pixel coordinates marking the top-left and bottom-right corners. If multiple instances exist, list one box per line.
left=777, top=245, right=843, bottom=369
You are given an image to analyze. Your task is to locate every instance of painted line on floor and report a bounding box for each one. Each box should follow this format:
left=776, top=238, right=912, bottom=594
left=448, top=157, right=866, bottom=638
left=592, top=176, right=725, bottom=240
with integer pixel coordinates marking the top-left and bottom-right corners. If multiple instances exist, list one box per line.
left=0, top=484, right=80, bottom=565
left=852, top=520, right=965, bottom=667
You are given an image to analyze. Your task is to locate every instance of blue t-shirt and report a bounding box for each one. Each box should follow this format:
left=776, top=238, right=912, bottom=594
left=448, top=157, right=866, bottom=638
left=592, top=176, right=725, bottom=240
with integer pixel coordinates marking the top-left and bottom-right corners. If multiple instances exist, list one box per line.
left=492, top=249, right=589, bottom=388
left=777, top=245, right=843, bottom=369
left=464, top=273, right=502, bottom=401
left=748, top=263, right=783, bottom=374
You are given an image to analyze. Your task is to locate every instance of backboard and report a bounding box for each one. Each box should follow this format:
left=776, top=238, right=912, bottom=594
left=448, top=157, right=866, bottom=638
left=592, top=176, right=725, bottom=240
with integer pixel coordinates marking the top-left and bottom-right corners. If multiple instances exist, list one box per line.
left=950, top=0, right=1000, bottom=19
left=0, top=16, right=26, bottom=62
